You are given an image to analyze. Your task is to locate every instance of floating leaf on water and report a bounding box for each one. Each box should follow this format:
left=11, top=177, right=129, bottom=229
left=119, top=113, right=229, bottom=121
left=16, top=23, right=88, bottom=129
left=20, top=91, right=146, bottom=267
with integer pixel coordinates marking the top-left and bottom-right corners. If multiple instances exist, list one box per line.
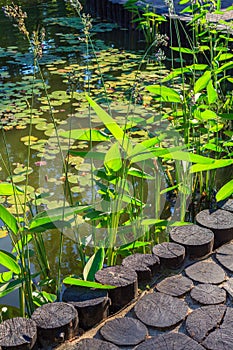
left=20, top=135, right=38, bottom=143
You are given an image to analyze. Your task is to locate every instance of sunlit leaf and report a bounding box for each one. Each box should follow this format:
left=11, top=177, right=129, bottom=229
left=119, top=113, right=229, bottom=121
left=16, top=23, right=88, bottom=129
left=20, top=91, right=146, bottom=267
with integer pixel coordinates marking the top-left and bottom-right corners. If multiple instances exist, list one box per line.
left=63, top=276, right=116, bottom=289
left=190, top=159, right=233, bottom=172
left=104, top=142, right=122, bottom=172
left=83, top=247, right=105, bottom=281
left=146, top=85, right=181, bottom=103
left=0, top=250, right=20, bottom=274
left=0, top=204, right=18, bottom=234
left=194, top=71, right=211, bottom=93
left=60, top=129, right=110, bottom=141
left=216, top=179, right=233, bottom=202
left=0, top=183, right=24, bottom=196
left=86, top=95, right=133, bottom=155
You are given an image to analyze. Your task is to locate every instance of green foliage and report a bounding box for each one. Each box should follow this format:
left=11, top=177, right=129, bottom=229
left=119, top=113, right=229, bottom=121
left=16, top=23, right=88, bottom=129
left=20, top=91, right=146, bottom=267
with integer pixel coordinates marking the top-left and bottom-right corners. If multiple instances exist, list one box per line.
left=63, top=276, right=116, bottom=289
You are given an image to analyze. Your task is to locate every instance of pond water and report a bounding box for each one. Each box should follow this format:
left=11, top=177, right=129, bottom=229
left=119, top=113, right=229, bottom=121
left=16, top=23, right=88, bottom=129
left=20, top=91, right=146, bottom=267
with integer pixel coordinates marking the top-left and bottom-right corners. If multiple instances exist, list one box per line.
left=0, top=0, right=172, bottom=311
left=1, top=0, right=231, bottom=315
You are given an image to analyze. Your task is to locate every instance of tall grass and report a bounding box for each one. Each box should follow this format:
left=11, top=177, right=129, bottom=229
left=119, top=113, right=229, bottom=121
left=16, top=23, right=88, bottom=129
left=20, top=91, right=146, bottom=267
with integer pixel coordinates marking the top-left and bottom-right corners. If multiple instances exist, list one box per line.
left=0, top=0, right=233, bottom=319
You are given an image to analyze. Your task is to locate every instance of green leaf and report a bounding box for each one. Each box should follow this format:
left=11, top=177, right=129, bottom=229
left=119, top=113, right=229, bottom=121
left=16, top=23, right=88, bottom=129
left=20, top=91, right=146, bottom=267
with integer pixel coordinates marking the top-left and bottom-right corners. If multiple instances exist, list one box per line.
left=0, top=250, right=20, bottom=274
left=0, top=271, right=13, bottom=283
left=0, top=204, right=18, bottom=234
left=170, top=47, right=195, bottom=54
left=146, top=85, right=181, bottom=103
left=200, top=109, right=217, bottom=121
left=186, top=64, right=209, bottom=70
left=218, top=53, right=233, bottom=61
left=29, top=205, right=91, bottom=232
left=216, top=179, right=233, bottom=202
left=219, top=113, right=233, bottom=120
left=121, top=194, right=145, bottom=207
left=207, top=80, right=218, bottom=104
left=104, top=142, right=122, bottom=172
left=60, top=129, right=110, bottom=142
left=117, top=241, right=151, bottom=251
left=127, top=167, right=154, bottom=180
left=216, top=61, right=233, bottom=74
left=162, top=151, right=214, bottom=164
left=194, top=71, right=211, bottom=93
left=86, top=95, right=133, bottom=155
left=162, top=68, right=190, bottom=82
left=69, top=150, right=105, bottom=160
left=63, top=276, right=116, bottom=289
left=0, top=279, right=22, bottom=298
left=83, top=247, right=105, bottom=281
left=190, top=159, right=233, bottom=173
left=0, top=183, right=24, bottom=196
left=169, top=221, right=193, bottom=226
left=160, top=185, right=178, bottom=194
left=141, top=219, right=168, bottom=226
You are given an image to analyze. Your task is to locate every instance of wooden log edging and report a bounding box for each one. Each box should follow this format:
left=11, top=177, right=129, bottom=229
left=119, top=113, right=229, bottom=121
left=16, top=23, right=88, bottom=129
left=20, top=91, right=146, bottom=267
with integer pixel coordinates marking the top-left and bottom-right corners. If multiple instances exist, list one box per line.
left=2, top=206, right=233, bottom=350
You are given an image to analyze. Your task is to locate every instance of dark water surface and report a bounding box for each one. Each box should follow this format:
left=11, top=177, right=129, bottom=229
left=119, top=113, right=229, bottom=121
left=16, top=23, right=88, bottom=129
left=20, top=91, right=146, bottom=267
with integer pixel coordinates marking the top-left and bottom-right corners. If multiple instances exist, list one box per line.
left=0, top=0, right=142, bottom=311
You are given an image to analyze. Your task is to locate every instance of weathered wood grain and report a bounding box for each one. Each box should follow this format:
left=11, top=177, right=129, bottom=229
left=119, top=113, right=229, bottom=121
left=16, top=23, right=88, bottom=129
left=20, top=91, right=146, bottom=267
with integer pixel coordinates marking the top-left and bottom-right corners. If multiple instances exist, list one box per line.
left=71, top=338, right=120, bottom=349
left=185, top=260, right=226, bottom=284
left=100, top=317, right=148, bottom=346
left=31, top=302, right=78, bottom=347
left=0, top=317, right=37, bottom=350
left=170, top=224, right=214, bottom=258
left=202, top=307, right=233, bottom=350
left=134, top=292, right=188, bottom=329
left=95, top=265, right=138, bottom=311
left=186, top=305, right=226, bottom=342
left=152, top=242, right=185, bottom=269
left=195, top=209, right=233, bottom=246
left=134, top=332, right=205, bottom=350
left=216, top=242, right=233, bottom=272
left=121, top=253, right=160, bottom=283
left=156, top=274, right=193, bottom=297
left=190, top=284, right=226, bottom=305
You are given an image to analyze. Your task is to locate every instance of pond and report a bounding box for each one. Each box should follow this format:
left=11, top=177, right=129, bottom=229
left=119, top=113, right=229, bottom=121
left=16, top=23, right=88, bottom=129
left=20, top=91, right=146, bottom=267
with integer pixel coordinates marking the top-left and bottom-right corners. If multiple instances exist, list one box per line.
left=0, top=0, right=232, bottom=318
left=0, top=0, right=173, bottom=312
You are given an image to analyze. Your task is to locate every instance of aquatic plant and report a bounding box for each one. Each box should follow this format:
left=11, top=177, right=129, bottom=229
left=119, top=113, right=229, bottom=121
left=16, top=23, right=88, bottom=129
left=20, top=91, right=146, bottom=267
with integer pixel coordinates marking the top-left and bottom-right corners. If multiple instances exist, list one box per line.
left=0, top=0, right=233, bottom=318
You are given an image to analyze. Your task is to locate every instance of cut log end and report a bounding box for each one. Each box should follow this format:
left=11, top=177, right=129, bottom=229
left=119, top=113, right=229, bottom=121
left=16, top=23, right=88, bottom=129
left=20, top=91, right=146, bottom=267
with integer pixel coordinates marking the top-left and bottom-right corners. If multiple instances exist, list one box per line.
left=0, top=317, right=37, bottom=350
left=170, top=224, right=214, bottom=258
left=31, top=302, right=78, bottom=347
left=95, top=265, right=138, bottom=312
left=152, top=242, right=185, bottom=269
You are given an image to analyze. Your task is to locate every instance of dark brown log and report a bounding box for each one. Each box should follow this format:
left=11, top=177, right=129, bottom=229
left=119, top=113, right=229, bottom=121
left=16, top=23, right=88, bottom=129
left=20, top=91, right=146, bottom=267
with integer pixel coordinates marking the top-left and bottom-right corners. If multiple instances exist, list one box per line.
left=170, top=224, right=214, bottom=258
left=95, top=265, right=138, bottom=312
left=185, top=260, right=226, bottom=284
left=0, top=317, right=37, bottom=350
left=217, top=198, right=233, bottom=213
left=202, top=329, right=233, bottom=350
left=190, top=284, right=226, bottom=305
left=202, top=307, right=233, bottom=350
left=216, top=242, right=233, bottom=272
left=121, top=253, right=160, bottom=283
left=195, top=209, right=233, bottom=246
left=134, top=332, right=205, bottom=350
left=134, top=292, right=188, bottom=329
left=100, top=317, right=148, bottom=346
left=72, top=338, right=120, bottom=349
left=155, top=274, right=193, bottom=297
left=62, top=286, right=110, bottom=330
left=152, top=242, right=185, bottom=269
left=31, top=302, right=78, bottom=347
left=186, top=305, right=226, bottom=342
left=222, top=277, right=233, bottom=298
